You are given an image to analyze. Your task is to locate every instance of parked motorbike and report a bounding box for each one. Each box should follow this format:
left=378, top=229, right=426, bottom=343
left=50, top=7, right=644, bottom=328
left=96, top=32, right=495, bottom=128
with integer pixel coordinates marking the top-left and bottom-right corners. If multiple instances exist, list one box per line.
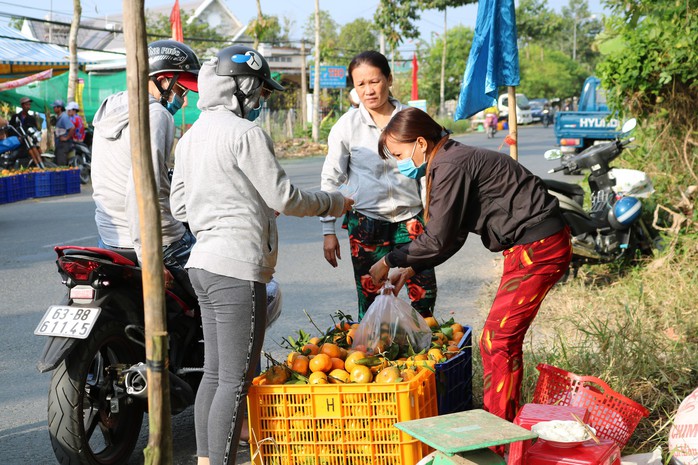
left=543, top=119, right=659, bottom=277
left=35, top=245, right=282, bottom=465
left=69, top=141, right=92, bottom=184
left=0, top=125, right=56, bottom=169
left=485, top=112, right=498, bottom=138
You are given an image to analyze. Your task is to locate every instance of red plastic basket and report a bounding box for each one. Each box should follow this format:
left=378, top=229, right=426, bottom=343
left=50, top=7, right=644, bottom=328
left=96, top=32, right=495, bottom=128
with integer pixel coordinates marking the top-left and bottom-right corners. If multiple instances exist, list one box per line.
left=532, top=363, right=649, bottom=448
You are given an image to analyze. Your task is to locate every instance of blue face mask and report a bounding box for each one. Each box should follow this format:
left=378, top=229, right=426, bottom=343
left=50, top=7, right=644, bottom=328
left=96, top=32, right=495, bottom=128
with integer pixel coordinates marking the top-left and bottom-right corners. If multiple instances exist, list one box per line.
left=245, top=98, right=264, bottom=121
left=166, top=93, right=184, bottom=116
left=397, top=142, right=427, bottom=179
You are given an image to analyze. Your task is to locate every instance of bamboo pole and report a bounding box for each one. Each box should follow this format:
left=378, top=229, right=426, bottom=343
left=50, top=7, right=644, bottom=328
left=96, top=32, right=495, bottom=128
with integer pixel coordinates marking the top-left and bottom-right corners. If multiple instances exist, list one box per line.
left=507, top=86, right=519, bottom=161
left=121, top=1, right=172, bottom=464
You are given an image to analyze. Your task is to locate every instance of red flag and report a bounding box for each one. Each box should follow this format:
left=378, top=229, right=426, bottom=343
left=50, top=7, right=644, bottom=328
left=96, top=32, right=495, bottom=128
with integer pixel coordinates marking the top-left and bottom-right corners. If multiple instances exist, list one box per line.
left=170, top=0, right=184, bottom=42
left=411, top=53, right=419, bottom=101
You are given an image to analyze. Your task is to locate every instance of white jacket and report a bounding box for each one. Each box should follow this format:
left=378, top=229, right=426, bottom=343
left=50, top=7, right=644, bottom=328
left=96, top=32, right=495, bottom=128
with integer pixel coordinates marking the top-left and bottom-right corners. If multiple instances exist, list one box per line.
left=320, top=98, right=423, bottom=235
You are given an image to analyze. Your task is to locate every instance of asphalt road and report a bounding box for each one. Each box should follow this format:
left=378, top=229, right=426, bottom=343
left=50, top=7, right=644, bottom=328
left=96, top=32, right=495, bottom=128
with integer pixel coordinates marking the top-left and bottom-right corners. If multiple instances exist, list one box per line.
left=0, top=124, right=575, bottom=464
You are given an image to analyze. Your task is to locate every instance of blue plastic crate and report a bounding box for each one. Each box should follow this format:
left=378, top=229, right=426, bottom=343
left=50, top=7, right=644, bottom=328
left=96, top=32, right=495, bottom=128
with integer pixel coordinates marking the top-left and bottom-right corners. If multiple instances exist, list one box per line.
left=0, top=177, right=9, bottom=204
left=435, top=325, right=473, bottom=414
left=34, top=171, right=52, bottom=197
left=50, top=171, right=67, bottom=196
left=21, top=173, right=35, bottom=199
left=5, top=175, right=23, bottom=202
left=65, top=169, right=81, bottom=194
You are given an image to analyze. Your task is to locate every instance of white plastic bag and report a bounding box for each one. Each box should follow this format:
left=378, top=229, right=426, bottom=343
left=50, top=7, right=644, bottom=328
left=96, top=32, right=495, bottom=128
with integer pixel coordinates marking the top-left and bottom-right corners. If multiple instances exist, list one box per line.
left=351, top=285, right=432, bottom=356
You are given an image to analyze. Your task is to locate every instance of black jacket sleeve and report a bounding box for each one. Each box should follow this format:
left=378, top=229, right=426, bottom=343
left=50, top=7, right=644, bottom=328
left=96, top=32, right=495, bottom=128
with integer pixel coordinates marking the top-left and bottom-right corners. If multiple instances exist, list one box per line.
left=387, top=162, right=471, bottom=272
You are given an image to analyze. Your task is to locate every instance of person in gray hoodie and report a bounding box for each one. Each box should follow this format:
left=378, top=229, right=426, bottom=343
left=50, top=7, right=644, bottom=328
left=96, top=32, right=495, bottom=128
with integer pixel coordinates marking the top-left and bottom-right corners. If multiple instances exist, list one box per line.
left=169, top=45, right=353, bottom=465
left=91, top=40, right=201, bottom=283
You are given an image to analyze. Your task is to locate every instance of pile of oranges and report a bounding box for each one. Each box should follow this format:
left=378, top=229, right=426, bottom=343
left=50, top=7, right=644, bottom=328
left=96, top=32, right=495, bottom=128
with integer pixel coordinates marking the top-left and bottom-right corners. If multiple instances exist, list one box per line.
left=253, top=314, right=468, bottom=386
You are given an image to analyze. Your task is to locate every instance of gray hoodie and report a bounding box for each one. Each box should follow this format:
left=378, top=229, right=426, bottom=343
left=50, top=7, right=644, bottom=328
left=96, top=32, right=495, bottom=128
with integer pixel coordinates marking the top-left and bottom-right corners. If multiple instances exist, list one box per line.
left=91, top=91, right=184, bottom=258
left=170, top=60, right=346, bottom=283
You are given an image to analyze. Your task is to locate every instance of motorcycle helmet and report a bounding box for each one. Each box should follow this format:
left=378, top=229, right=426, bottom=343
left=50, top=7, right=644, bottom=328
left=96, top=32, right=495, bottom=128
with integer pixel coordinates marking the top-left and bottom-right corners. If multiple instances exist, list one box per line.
left=608, top=196, right=642, bottom=230
left=214, top=45, right=284, bottom=91
left=147, top=40, right=201, bottom=106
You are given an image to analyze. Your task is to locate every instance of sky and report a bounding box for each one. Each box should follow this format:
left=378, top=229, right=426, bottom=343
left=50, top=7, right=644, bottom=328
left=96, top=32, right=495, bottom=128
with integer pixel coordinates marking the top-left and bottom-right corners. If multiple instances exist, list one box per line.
left=1, top=0, right=607, bottom=53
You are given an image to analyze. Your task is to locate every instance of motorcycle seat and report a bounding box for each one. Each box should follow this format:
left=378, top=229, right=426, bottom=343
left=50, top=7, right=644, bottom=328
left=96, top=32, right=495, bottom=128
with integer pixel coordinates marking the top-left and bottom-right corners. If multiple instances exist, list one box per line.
left=542, top=179, right=584, bottom=199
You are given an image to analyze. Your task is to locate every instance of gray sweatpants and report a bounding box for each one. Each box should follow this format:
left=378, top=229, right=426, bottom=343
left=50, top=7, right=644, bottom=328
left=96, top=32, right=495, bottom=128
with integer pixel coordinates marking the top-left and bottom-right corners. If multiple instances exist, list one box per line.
left=189, top=268, right=267, bottom=465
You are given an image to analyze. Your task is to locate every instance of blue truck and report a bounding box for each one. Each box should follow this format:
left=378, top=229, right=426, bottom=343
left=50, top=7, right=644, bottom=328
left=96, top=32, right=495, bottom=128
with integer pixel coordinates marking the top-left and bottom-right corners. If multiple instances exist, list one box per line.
left=554, top=76, right=621, bottom=154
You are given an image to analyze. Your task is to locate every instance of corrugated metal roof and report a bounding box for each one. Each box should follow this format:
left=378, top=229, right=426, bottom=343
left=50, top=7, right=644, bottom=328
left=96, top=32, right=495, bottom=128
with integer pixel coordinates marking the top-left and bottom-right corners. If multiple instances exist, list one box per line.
left=0, top=25, right=86, bottom=65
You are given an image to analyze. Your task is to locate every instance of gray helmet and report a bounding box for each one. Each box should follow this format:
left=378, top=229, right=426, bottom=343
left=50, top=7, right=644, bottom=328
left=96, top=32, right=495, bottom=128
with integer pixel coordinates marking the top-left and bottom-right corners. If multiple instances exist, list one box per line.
left=215, top=45, right=284, bottom=91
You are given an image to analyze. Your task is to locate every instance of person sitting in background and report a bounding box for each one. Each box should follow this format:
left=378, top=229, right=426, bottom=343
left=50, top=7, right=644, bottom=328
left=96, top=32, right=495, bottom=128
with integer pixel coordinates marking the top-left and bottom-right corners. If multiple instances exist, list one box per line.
left=9, top=97, right=44, bottom=167
left=66, top=102, right=86, bottom=143
left=52, top=100, right=74, bottom=166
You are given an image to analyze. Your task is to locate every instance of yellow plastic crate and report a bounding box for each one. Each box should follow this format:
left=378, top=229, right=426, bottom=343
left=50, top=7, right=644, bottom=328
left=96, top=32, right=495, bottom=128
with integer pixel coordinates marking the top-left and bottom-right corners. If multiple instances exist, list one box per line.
left=247, top=368, right=437, bottom=465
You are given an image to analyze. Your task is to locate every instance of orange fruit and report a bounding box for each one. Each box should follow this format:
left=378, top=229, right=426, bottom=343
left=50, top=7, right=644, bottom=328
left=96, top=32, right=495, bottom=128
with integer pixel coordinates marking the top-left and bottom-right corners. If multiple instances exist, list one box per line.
left=309, top=337, right=322, bottom=345
left=309, top=353, right=333, bottom=373
left=330, top=357, right=345, bottom=370
left=413, top=354, right=428, bottom=361
left=351, top=323, right=360, bottom=330
left=308, top=372, right=328, bottom=385
left=265, top=365, right=290, bottom=384
left=451, top=331, right=465, bottom=343
left=320, top=343, right=342, bottom=359
left=291, top=355, right=310, bottom=376
left=328, top=369, right=350, bottom=384
left=432, top=332, right=448, bottom=346
left=349, top=365, right=373, bottom=383
left=424, top=316, right=440, bottom=329
left=451, top=323, right=464, bottom=334
left=302, top=343, right=320, bottom=356
left=352, top=344, right=368, bottom=353
left=375, top=366, right=401, bottom=384
left=428, top=348, right=446, bottom=363
left=335, top=321, right=351, bottom=331
left=287, top=351, right=301, bottom=365
left=344, top=351, right=367, bottom=372
left=339, top=347, right=348, bottom=360
left=400, top=369, right=417, bottom=382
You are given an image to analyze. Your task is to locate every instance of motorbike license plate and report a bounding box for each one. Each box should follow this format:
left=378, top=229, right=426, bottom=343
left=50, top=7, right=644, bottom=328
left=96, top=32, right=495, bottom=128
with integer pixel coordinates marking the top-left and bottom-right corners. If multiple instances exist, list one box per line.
left=34, top=306, right=101, bottom=339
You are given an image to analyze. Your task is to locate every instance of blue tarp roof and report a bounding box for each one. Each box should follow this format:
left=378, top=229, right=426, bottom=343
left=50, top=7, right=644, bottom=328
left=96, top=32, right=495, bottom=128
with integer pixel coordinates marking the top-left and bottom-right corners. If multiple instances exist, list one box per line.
left=0, top=25, right=88, bottom=66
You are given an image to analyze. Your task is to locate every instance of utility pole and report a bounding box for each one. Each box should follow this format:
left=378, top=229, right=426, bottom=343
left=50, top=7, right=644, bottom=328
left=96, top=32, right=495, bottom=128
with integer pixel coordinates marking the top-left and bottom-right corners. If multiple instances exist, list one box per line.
left=312, top=0, right=321, bottom=142
left=301, top=40, right=307, bottom=126
left=67, top=0, right=81, bottom=102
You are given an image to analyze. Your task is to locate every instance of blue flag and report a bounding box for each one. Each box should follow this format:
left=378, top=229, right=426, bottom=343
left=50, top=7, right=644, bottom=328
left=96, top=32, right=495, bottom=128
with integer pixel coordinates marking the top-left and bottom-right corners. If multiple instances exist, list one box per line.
left=454, top=0, right=520, bottom=121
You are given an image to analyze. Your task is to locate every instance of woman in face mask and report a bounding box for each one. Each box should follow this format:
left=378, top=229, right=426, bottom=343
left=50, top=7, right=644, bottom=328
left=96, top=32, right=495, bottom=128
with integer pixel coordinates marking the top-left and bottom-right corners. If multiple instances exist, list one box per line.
left=170, top=45, right=353, bottom=465
left=320, top=51, right=438, bottom=321
left=369, top=106, right=572, bottom=431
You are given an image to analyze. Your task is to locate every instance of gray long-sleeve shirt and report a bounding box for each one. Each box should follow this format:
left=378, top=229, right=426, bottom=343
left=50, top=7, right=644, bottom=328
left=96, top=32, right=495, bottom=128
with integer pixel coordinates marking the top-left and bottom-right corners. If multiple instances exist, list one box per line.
left=170, top=61, right=346, bottom=283
left=91, top=91, right=184, bottom=259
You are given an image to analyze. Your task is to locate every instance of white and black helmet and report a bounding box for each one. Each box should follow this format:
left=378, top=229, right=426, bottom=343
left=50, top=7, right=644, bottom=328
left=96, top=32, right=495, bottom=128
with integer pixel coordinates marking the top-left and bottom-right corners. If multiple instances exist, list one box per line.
left=147, top=40, right=201, bottom=105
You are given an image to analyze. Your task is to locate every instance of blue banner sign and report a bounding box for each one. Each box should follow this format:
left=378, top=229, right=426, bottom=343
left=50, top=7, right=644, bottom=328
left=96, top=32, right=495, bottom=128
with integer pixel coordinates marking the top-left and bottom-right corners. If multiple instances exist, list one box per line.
left=309, top=65, right=348, bottom=89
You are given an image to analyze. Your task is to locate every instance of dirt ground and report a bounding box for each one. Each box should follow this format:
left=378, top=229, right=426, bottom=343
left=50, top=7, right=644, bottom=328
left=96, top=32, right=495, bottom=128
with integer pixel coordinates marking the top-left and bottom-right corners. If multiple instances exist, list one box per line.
left=274, top=139, right=327, bottom=158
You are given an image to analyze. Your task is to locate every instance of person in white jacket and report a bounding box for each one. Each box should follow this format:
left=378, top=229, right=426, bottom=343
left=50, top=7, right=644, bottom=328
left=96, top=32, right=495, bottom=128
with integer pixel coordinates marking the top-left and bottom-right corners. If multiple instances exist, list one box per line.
left=91, top=40, right=201, bottom=287
left=320, top=51, right=438, bottom=320
left=170, top=45, right=353, bottom=465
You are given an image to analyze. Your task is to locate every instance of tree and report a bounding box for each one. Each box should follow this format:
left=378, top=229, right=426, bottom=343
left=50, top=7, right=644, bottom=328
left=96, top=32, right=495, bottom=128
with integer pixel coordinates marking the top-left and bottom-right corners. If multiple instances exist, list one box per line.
left=560, top=0, right=602, bottom=70
left=420, top=25, right=474, bottom=110
left=247, top=0, right=284, bottom=48
left=373, top=0, right=421, bottom=54
left=338, top=19, right=379, bottom=57
left=145, top=8, right=228, bottom=57
left=517, top=44, right=587, bottom=99
left=516, top=0, right=563, bottom=56
left=67, top=0, right=81, bottom=102
left=302, top=10, right=339, bottom=62
left=418, top=0, right=477, bottom=115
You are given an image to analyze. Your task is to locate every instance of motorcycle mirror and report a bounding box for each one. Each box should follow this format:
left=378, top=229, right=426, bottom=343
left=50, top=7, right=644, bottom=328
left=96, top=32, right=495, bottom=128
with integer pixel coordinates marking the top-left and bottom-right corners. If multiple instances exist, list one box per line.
left=544, top=149, right=563, bottom=160
left=620, top=118, right=637, bottom=135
